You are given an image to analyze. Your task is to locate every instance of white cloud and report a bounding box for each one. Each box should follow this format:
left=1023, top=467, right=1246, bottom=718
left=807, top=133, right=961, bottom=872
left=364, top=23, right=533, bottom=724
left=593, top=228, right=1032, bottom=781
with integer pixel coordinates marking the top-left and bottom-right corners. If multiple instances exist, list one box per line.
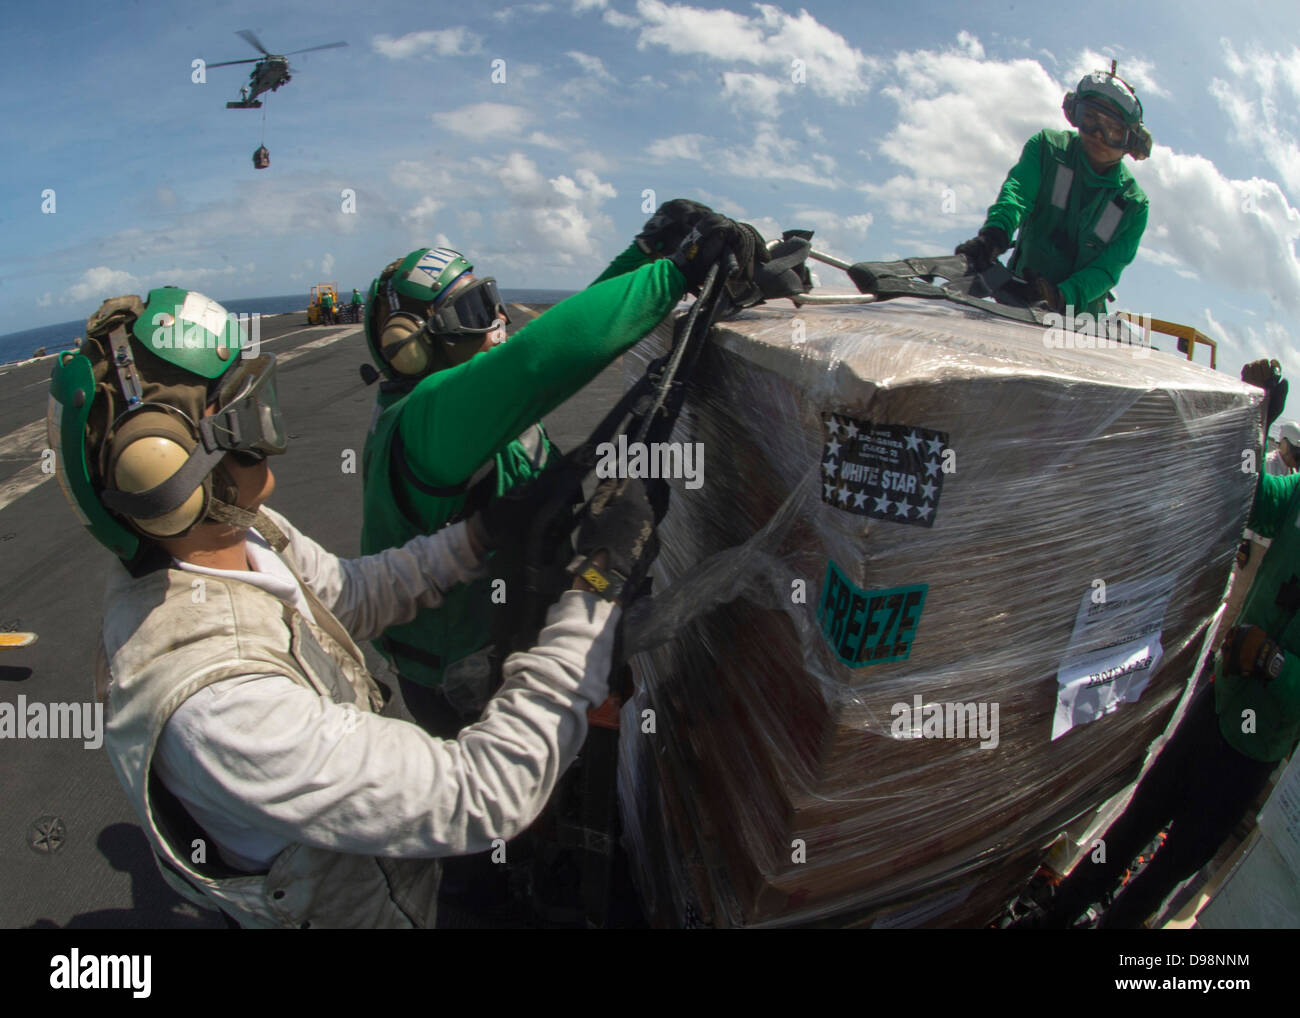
left=861, top=43, right=1063, bottom=227
left=647, top=133, right=707, bottom=161
left=492, top=3, right=554, bottom=21
left=37, top=293, right=53, bottom=307
left=321, top=253, right=335, bottom=276
left=568, top=50, right=615, bottom=82
left=371, top=28, right=482, bottom=59
left=603, top=7, right=638, bottom=28
left=1210, top=41, right=1300, bottom=197
left=1202, top=308, right=1299, bottom=377
left=432, top=103, right=530, bottom=136
left=573, top=0, right=607, bottom=10
left=629, top=0, right=878, bottom=104
left=1138, top=149, right=1300, bottom=312
left=1067, top=49, right=1169, bottom=100
left=68, top=267, right=140, bottom=302
left=956, top=31, right=983, bottom=61
left=720, top=71, right=788, bottom=115
left=649, top=120, right=836, bottom=187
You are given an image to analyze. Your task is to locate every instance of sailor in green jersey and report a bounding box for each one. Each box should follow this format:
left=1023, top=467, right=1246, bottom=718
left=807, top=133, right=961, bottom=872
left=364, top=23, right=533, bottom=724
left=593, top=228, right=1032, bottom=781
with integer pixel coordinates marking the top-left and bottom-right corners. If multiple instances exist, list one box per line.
left=360, top=200, right=752, bottom=735
left=955, top=65, right=1152, bottom=317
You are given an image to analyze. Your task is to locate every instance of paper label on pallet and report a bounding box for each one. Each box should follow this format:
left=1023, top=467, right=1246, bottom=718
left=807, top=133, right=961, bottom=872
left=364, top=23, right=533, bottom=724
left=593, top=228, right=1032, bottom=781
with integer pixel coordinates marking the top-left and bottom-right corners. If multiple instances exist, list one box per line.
left=1051, top=575, right=1175, bottom=740
left=820, top=414, right=948, bottom=527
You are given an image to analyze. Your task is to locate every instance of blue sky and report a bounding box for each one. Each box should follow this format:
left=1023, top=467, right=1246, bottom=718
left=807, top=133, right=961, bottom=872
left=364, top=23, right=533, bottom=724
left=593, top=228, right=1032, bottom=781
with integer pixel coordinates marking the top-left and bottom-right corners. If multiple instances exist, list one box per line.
left=3, top=0, right=1298, bottom=376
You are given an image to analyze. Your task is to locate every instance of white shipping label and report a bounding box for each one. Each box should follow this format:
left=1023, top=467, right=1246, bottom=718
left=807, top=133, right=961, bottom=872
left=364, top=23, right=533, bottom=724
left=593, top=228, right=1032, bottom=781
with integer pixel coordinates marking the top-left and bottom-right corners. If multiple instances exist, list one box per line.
left=1051, top=575, right=1176, bottom=741
left=178, top=291, right=232, bottom=342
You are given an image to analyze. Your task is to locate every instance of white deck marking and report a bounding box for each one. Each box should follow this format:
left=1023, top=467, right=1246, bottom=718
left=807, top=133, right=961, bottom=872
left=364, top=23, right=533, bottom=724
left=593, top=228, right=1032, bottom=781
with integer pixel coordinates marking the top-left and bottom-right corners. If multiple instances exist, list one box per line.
left=0, top=462, right=51, bottom=513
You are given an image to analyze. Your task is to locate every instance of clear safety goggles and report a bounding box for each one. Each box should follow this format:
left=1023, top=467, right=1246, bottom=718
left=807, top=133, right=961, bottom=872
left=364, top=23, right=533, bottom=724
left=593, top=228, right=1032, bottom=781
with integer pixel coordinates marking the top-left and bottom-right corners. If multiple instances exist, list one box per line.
left=1076, top=100, right=1129, bottom=148
left=426, top=277, right=510, bottom=338
left=199, top=354, right=288, bottom=457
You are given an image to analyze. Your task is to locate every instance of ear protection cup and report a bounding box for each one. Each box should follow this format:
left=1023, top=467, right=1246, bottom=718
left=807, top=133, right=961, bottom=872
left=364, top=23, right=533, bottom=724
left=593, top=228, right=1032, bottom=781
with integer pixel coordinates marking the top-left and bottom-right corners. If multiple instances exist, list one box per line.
left=1062, top=91, right=1077, bottom=126
left=105, top=410, right=210, bottom=538
left=380, top=311, right=433, bottom=377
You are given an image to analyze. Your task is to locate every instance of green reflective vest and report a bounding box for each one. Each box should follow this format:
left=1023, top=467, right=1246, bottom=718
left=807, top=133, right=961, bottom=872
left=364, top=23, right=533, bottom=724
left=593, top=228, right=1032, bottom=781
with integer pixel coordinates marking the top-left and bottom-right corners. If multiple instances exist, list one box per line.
left=983, top=129, right=1149, bottom=316
left=1215, top=470, right=1300, bottom=761
left=360, top=244, right=683, bottom=688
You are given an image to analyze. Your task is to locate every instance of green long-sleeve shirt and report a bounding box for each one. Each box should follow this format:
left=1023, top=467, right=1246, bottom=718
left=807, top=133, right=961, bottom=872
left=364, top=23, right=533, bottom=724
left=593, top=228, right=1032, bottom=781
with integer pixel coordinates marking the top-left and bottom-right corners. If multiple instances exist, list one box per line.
left=360, top=243, right=685, bottom=687
left=1215, top=470, right=1300, bottom=761
left=983, top=129, right=1149, bottom=316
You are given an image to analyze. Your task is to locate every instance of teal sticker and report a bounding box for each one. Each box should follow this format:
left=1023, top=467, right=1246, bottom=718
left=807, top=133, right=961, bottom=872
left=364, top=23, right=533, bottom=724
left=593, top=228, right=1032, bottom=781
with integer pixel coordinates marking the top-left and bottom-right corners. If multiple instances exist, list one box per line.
left=817, top=560, right=926, bottom=667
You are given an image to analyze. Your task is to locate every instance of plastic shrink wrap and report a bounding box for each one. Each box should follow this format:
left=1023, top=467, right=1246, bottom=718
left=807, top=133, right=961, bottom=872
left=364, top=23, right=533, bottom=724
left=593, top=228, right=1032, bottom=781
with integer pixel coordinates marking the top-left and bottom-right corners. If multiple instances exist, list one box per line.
left=618, top=295, right=1262, bottom=928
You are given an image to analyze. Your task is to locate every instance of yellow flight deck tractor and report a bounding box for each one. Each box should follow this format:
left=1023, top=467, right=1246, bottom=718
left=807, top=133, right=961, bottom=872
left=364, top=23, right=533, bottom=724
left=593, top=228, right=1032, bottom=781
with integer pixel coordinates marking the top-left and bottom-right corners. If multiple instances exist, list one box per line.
left=307, top=283, right=340, bottom=325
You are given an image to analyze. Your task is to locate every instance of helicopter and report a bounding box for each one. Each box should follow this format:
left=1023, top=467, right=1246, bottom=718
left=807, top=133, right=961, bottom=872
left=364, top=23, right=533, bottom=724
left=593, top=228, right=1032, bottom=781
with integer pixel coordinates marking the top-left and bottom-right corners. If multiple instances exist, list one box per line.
left=210, top=29, right=347, bottom=109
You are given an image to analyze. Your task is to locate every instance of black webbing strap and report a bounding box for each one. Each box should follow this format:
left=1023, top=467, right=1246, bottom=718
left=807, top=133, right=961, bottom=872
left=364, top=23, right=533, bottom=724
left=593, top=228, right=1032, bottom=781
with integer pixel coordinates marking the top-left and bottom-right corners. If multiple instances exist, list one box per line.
left=100, top=440, right=228, bottom=519
left=380, top=633, right=442, bottom=672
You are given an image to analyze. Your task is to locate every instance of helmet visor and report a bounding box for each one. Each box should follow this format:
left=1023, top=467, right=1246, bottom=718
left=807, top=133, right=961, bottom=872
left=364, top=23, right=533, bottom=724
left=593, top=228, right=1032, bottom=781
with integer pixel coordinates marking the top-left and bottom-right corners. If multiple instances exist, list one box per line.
left=201, top=354, right=288, bottom=457
left=426, top=277, right=510, bottom=337
left=1076, top=100, right=1129, bottom=147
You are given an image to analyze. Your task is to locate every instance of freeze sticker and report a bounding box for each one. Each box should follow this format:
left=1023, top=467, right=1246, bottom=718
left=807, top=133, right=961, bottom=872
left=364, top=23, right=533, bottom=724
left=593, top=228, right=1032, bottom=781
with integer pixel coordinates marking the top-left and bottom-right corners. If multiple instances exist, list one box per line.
left=820, top=414, right=948, bottom=527
left=817, top=559, right=926, bottom=667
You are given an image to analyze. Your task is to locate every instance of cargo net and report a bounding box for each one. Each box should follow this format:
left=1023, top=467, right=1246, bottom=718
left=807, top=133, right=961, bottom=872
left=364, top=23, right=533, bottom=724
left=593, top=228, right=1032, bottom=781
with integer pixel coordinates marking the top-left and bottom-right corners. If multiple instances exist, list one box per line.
left=616, top=297, right=1261, bottom=928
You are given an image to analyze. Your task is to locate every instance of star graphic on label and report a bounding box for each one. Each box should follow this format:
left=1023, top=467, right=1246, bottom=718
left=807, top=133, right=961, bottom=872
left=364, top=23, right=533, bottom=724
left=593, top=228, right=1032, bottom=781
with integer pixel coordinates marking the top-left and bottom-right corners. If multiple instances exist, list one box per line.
left=825, top=417, right=841, bottom=435
left=824, top=482, right=836, bottom=499
left=893, top=500, right=909, bottom=516
left=853, top=490, right=868, bottom=507
left=905, top=430, right=923, bottom=453
left=916, top=503, right=933, bottom=520
left=924, top=459, right=940, bottom=478
left=826, top=436, right=841, bottom=458
left=838, top=485, right=851, bottom=503
left=926, top=435, right=945, bottom=457
left=920, top=480, right=937, bottom=501
left=823, top=458, right=838, bottom=477
left=874, top=494, right=892, bottom=514
left=843, top=420, right=859, bottom=440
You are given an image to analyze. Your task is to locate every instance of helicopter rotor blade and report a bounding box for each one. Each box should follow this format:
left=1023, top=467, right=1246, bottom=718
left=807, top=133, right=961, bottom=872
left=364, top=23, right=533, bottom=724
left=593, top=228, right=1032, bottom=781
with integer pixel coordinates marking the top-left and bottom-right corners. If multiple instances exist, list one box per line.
left=208, top=58, right=262, bottom=68
left=236, top=29, right=273, bottom=57
left=283, top=41, right=348, bottom=56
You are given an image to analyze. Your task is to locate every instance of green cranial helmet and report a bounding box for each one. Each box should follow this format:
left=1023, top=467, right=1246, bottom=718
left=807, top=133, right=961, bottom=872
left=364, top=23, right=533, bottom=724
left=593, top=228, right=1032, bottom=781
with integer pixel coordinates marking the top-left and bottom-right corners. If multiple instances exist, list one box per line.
left=364, top=247, right=473, bottom=381
left=48, top=287, right=287, bottom=566
left=1063, top=62, right=1152, bottom=159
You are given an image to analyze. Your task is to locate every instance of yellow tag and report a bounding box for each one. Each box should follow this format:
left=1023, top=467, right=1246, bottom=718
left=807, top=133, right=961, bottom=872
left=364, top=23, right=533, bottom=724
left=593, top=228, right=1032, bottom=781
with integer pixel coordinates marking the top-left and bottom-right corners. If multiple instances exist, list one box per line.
left=581, top=567, right=610, bottom=592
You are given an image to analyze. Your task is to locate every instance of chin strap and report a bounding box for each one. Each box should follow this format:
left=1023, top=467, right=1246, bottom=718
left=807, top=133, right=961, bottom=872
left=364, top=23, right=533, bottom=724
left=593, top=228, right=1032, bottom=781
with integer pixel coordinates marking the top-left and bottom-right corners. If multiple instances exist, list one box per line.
left=205, top=500, right=289, bottom=551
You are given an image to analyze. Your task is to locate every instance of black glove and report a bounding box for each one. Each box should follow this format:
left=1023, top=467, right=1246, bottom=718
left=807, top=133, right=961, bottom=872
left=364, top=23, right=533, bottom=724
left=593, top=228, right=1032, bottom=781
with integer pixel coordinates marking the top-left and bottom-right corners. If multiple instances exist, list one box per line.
left=568, top=477, right=659, bottom=603
left=636, top=199, right=715, bottom=257
left=755, top=230, right=814, bottom=301
left=954, top=226, right=1010, bottom=274
left=1222, top=624, right=1285, bottom=683
left=1033, top=276, right=1066, bottom=314
left=668, top=212, right=744, bottom=291
left=1242, top=359, right=1288, bottom=429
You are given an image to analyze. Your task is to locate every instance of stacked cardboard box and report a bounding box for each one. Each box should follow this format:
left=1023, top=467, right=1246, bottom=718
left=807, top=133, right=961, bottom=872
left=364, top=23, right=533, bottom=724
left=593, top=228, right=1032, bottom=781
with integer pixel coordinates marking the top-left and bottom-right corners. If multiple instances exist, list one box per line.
left=619, top=297, right=1261, bottom=927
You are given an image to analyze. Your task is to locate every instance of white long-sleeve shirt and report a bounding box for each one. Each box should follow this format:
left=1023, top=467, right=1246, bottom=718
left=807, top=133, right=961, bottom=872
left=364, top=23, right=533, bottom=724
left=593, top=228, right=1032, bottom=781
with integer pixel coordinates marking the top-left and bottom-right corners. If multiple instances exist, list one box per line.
left=152, top=514, right=618, bottom=873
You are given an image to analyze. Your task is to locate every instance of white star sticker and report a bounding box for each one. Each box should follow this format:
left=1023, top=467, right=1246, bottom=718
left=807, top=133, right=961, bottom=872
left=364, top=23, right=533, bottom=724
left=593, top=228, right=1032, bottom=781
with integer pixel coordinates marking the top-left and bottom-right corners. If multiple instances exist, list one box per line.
left=823, top=458, right=838, bottom=477
left=826, top=436, right=841, bottom=458
left=926, top=435, right=945, bottom=457
left=838, top=485, right=851, bottom=503
left=916, top=503, right=934, bottom=520
left=843, top=420, right=859, bottom=440
left=905, top=430, right=923, bottom=453
left=920, top=480, right=937, bottom=501
left=892, top=500, right=909, bottom=516
left=825, top=417, right=841, bottom=435
left=924, top=459, right=940, bottom=478
left=824, top=482, right=836, bottom=499
left=874, top=494, right=892, bottom=514
left=853, top=490, right=868, bottom=508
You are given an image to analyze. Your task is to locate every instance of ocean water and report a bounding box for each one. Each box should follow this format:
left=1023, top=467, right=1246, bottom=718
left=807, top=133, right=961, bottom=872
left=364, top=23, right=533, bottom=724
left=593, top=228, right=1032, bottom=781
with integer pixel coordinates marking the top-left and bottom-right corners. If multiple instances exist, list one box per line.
left=0, top=289, right=576, bottom=366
